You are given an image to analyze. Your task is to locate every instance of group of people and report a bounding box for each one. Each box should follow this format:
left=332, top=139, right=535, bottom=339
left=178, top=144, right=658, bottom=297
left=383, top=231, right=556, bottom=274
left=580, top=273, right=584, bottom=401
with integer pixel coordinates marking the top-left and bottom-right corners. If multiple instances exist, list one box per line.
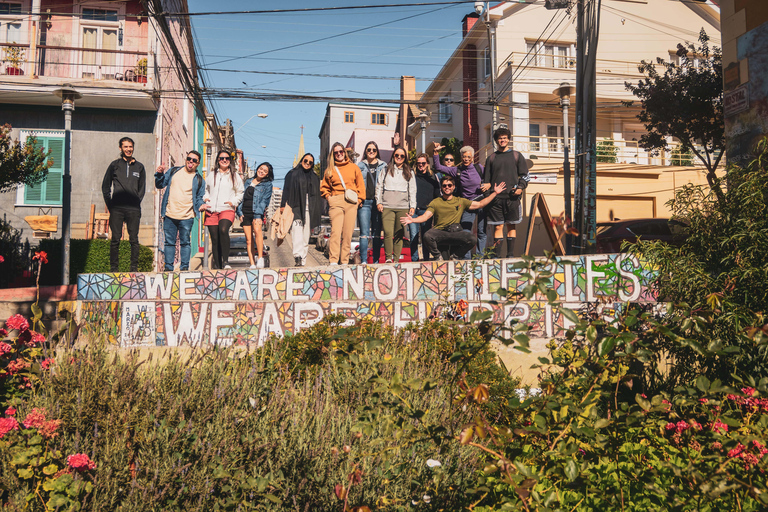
left=309, top=126, right=529, bottom=265
left=101, top=126, right=529, bottom=272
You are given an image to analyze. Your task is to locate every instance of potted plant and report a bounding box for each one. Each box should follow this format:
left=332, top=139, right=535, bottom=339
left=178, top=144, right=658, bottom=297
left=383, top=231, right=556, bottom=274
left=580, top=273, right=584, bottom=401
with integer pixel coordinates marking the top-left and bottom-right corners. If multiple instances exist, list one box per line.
left=134, top=58, right=147, bottom=83
left=4, top=44, right=25, bottom=75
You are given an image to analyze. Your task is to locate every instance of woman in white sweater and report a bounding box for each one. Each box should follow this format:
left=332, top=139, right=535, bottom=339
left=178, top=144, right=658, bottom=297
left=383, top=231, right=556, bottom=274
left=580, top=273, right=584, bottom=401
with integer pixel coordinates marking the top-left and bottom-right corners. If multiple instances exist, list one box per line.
left=376, top=147, right=416, bottom=263
left=200, top=150, right=244, bottom=269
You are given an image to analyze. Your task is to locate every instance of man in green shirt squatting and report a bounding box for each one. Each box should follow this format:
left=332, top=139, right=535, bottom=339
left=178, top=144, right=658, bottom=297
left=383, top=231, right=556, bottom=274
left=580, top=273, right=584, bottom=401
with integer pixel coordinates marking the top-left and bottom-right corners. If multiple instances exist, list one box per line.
left=401, top=175, right=506, bottom=261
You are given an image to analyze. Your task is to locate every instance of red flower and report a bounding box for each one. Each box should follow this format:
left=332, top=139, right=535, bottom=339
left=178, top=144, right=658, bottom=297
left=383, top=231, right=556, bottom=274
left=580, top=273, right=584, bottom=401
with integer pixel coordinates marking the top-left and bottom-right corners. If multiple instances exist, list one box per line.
left=0, top=417, right=19, bottom=439
left=23, top=408, right=47, bottom=429
left=32, top=251, right=48, bottom=264
left=0, top=255, right=4, bottom=263
left=5, top=314, right=29, bottom=332
left=0, top=342, right=12, bottom=357
left=41, top=358, right=53, bottom=370
left=710, top=420, right=728, bottom=434
left=5, top=407, right=16, bottom=416
left=67, top=453, right=96, bottom=471
left=26, top=331, right=45, bottom=347
left=0, top=327, right=7, bottom=337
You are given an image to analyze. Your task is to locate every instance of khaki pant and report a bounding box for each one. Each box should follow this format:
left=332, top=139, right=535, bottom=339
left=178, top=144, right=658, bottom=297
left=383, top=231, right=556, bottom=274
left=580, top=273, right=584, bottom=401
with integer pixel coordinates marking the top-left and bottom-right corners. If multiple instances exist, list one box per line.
left=328, top=193, right=357, bottom=264
left=382, top=208, right=408, bottom=262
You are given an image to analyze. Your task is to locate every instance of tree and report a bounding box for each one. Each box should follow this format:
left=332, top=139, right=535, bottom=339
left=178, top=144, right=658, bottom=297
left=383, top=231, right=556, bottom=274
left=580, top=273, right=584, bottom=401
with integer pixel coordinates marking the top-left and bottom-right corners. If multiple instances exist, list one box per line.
left=625, top=30, right=723, bottom=197
left=0, top=124, right=52, bottom=193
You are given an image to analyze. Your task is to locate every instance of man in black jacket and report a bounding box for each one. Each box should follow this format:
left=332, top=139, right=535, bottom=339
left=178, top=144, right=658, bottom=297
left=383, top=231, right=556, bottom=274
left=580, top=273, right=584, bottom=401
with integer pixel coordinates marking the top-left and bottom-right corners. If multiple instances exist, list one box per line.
left=102, top=137, right=146, bottom=272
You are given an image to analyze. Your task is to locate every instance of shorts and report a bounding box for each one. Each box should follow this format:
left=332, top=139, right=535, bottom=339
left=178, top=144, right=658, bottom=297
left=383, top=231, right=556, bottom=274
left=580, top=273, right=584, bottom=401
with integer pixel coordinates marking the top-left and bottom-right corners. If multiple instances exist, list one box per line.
left=204, top=209, right=236, bottom=226
left=241, top=214, right=263, bottom=226
left=486, top=196, right=523, bottom=226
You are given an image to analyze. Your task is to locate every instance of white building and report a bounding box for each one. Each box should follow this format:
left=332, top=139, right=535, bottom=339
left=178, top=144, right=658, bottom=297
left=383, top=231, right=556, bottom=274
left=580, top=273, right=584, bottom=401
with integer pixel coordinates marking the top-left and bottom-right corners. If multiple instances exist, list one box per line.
left=318, top=102, right=399, bottom=169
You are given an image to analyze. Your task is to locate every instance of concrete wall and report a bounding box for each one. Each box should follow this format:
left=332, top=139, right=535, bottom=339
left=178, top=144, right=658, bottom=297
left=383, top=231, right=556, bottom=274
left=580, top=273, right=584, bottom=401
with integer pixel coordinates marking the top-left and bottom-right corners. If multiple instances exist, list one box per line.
left=0, top=104, right=157, bottom=246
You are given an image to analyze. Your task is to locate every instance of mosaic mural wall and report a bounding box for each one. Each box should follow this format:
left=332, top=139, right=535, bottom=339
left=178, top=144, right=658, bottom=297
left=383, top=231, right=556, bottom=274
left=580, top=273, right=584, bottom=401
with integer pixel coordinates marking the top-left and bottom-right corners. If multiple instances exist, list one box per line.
left=77, top=255, right=657, bottom=347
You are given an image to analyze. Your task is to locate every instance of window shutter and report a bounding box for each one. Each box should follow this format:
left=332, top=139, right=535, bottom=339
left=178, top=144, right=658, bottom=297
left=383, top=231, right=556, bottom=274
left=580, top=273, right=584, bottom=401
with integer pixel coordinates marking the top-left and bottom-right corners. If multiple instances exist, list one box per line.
left=43, top=138, right=64, bottom=204
left=24, top=138, right=45, bottom=204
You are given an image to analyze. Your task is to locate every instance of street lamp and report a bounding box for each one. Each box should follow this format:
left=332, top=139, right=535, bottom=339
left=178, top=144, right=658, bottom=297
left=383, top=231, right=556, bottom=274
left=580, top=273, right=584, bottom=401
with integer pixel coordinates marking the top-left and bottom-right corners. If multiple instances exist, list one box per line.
left=233, top=113, right=268, bottom=136
left=477, top=2, right=498, bottom=146
left=53, top=85, right=81, bottom=285
left=554, top=82, right=575, bottom=254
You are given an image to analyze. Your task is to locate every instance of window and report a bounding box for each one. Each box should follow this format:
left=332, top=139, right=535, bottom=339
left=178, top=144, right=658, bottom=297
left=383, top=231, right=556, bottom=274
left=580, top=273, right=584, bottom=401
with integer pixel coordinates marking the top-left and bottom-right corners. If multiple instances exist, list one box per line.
left=0, top=3, right=23, bottom=45
left=371, top=113, right=387, bottom=125
left=344, top=111, right=354, bottom=123
left=529, top=123, right=540, bottom=152
left=79, top=5, right=120, bottom=79
left=438, top=97, right=452, bottom=123
left=19, top=132, right=65, bottom=206
left=525, top=41, right=573, bottom=68
left=483, top=47, right=491, bottom=78
left=547, top=125, right=560, bottom=151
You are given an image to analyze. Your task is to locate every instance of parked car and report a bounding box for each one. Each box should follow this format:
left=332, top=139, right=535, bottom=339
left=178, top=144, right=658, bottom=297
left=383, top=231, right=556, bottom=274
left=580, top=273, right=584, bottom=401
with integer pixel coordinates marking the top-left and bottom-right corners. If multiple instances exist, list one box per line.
left=311, top=215, right=331, bottom=245
left=227, top=233, right=270, bottom=268
left=324, top=228, right=361, bottom=260
left=595, top=218, right=688, bottom=253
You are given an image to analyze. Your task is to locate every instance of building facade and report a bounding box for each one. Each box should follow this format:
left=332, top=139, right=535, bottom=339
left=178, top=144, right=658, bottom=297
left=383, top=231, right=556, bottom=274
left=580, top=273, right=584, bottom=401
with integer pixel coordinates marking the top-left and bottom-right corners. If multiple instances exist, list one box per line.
left=0, top=0, right=210, bottom=270
left=318, top=102, right=399, bottom=169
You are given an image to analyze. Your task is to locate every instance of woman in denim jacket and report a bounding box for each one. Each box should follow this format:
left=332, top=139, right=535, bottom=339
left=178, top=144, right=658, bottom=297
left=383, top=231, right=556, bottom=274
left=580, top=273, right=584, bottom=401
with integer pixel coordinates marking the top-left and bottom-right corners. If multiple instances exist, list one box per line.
left=357, top=141, right=387, bottom=263
left=238, top=162, right=274, bottom=268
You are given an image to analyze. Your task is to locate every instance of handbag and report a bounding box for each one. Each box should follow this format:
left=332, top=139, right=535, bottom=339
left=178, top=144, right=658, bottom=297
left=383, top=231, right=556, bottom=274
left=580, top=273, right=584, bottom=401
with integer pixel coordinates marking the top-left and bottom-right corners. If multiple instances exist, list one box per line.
left=334, top=166, right=358, bottom=204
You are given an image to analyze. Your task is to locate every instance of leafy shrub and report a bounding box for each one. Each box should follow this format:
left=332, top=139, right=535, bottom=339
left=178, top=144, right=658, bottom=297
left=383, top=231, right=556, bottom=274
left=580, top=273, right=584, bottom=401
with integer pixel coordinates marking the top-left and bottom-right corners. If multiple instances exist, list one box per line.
left=38, top=239, right=153, bottom=284
left=596, top=138, right=618, bottom=163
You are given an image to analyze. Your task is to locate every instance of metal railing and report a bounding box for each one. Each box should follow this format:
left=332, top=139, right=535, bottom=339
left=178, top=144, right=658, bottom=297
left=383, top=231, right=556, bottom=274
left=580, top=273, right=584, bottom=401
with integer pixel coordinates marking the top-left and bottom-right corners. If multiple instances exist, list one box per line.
left=479, top=135, right=720, bottom=168
left=1, top=42, right=150, bottom=83
left=497, top=52, right=664, bottom=76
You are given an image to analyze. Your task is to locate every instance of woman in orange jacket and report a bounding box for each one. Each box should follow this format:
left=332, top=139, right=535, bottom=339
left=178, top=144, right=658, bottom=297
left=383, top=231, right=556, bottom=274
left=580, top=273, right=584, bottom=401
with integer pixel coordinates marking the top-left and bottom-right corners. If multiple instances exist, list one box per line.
left=320, top=142, right=365, bottom=265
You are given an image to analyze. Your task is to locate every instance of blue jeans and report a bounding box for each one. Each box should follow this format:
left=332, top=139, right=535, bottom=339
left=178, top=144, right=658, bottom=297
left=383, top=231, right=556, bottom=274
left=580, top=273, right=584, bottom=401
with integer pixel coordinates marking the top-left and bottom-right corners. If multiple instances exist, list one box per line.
left=460, top=209, right=486, bottom=259
left=408, top=208, right=432, bottom=261
left=163, top=216, right=194, bottom=271
left=357, top=199, right=382, bottom=263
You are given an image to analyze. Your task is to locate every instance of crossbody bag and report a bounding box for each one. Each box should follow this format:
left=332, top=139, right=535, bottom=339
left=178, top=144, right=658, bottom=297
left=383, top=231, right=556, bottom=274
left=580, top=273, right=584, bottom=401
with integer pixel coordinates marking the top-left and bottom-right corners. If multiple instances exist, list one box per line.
left=334, top=166, right=358, bottom=204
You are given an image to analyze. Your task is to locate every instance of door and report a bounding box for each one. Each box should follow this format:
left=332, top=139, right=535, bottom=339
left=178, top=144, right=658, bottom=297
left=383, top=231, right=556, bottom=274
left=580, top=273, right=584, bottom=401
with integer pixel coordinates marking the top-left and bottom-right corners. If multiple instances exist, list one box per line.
left=82, top=26, right=118, bottom=79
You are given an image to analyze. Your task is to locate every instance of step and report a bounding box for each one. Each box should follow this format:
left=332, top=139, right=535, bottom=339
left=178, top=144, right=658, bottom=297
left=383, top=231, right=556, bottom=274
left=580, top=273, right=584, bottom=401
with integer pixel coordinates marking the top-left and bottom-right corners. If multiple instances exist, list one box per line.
left=76, top=254, right=656, bottom=347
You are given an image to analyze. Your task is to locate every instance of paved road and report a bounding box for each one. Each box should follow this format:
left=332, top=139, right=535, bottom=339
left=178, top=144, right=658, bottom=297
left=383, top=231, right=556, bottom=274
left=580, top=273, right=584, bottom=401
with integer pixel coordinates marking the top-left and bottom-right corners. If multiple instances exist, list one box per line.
left=267, top=231, right=330, bottom=268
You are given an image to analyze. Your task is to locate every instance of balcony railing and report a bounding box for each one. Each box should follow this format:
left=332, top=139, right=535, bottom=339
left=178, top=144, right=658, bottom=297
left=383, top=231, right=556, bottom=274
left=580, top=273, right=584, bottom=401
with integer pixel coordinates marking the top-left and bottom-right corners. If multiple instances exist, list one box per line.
left=497, top=52, right=662, bottom=76
left=1, top=42, right=150, bottom=83
left=479, top=135, right=721, bottom=168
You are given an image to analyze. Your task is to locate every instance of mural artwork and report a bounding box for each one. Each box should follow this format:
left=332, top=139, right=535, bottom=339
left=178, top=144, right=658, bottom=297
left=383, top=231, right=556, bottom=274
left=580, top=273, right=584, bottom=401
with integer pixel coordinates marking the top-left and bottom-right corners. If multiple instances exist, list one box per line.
left=77, top=255, right=656, bottom=347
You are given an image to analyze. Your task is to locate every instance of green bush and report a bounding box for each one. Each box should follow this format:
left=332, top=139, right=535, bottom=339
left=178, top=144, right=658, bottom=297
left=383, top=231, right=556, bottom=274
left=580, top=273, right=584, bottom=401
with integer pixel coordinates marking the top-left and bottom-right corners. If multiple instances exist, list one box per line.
left=596, top=138, right=618, bottom=163
left=38, top=239, right=153, bottom=284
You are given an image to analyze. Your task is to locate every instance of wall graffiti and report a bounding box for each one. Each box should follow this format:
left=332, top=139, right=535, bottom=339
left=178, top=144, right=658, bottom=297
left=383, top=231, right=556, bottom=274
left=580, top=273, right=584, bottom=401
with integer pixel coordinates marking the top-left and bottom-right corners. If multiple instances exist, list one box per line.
left=76, top=255, right=658, bottom=347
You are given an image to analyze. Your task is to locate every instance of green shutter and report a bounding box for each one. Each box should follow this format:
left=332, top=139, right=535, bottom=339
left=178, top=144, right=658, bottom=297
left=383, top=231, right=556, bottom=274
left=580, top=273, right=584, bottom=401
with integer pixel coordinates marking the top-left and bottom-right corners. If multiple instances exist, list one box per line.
left=23, top=135, right=64, bottom=205
left=43, top=138, right=64, bottom=204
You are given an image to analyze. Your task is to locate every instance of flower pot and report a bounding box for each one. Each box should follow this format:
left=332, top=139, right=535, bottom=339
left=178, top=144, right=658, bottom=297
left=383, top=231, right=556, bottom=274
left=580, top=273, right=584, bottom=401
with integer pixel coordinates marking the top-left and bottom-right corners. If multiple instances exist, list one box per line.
left=6, top=66, right=22, bottom=75
left=137, top=75, right=147, bottom=84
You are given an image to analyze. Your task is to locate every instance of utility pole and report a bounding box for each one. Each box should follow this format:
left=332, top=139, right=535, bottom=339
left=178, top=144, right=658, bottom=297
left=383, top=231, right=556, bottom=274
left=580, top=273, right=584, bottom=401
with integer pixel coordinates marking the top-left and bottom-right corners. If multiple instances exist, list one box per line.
left=573, top=0, right=601, bottom=254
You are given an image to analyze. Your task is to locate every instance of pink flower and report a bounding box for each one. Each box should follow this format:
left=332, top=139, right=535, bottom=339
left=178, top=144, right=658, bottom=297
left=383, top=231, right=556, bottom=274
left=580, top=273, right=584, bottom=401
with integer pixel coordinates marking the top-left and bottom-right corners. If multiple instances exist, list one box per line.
left=5, top=358, right=29, bottom=375
left=710, top=420, right=728, bottom=434
left=676, top=421, right=690, bottom=433
left=41, top=358, right=53, bottom=370
left=728, top=444, right=745, bottom=459
left=5, top=314, right=29, bottom=332
left=665, top=422, right=676, bottom=431
left=39, top=419, right=61, bottom=439
left=32, top=251, right=48, bottom=264
left=0, top=255, right=4, bottom=263
left=0, top=417, right=19, bottom=439
left=23, top=408, right=47, bottom=429
left=67, top=453, right=96, bottom=471
left=27, top=331, right=45, bottom=347
left=0, top=327, right=7, bottom=337
left=5, top=407, right=16, bottom=416
left=0, top=342, right=12, bottom=356
left=699, top=398, right=708, bottom=404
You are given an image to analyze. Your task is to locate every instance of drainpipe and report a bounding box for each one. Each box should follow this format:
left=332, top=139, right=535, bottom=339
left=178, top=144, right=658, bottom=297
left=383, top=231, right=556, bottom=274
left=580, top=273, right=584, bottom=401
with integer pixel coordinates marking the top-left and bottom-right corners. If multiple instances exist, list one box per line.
left=29, top=0, right=41, bottom=77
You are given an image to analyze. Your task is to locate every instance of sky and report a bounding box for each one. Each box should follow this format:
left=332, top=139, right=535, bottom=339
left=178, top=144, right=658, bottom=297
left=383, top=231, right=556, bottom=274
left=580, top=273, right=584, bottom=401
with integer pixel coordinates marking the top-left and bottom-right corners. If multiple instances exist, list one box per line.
left=187, top=0, right=477, bottom=186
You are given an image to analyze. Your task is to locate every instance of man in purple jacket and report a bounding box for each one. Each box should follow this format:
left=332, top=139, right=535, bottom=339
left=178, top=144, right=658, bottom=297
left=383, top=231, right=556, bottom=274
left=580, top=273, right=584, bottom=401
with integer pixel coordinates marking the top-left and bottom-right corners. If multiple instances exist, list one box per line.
left=432, top=144, right=489, bottom=258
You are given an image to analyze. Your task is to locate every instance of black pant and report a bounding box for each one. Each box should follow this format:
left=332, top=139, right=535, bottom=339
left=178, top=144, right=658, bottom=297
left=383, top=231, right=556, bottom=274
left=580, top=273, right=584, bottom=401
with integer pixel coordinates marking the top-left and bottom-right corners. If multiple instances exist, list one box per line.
left=208, top=219, right=232, bottom=269
left=423, top=227, right=476, bottom=260
left=109, top=207, right=141, bottom=272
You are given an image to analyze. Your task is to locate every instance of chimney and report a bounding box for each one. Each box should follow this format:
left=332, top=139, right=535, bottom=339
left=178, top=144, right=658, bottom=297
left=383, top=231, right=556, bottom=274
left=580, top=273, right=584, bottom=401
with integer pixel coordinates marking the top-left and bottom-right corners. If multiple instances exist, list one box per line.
left=462, top=13, right=480, bottom=38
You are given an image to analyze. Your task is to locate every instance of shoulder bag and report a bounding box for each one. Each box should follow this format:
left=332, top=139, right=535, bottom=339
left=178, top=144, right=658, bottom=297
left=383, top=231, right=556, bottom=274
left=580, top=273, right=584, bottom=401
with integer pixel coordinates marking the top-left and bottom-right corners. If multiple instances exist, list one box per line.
left=334, top=166, right=358, bottom=204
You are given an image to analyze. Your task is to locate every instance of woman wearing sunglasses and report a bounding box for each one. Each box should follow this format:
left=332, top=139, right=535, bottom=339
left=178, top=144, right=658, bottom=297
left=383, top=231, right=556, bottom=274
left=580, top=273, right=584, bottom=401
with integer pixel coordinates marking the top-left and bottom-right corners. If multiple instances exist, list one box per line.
left=200, top=150, right=244, bottom=269
left=238, top=162, right=273, bottom=269
left=357, top=141, right=386, bottom=264
left=375, top=147, right=416, bottom=263
left=281, top=153, right=322, bottom=267
left=320, top=142, right=365, bottom=265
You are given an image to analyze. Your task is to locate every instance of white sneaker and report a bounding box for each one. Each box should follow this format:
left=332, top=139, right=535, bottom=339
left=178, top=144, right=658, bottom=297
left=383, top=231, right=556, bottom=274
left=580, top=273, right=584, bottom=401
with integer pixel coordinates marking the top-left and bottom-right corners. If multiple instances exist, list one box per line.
left=223, top=264, right=232, bottom=269
left=256, top=258, right=264, bottom=269
left=249, top=264, right=257, bottom=269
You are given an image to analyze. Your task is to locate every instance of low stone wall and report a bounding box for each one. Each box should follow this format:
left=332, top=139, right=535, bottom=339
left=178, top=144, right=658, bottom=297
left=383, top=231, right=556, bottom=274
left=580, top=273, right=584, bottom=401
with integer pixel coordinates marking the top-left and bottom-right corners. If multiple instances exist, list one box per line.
left=76, top=255, right=656, bottom=348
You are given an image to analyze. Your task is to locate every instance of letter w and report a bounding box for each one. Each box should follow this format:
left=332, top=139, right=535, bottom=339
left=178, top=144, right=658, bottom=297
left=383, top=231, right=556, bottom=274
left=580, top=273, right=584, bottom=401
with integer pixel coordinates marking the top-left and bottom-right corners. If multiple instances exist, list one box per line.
left=145, top=274, right=174, bottom=299
left=164, top=303, right=208, bottom=347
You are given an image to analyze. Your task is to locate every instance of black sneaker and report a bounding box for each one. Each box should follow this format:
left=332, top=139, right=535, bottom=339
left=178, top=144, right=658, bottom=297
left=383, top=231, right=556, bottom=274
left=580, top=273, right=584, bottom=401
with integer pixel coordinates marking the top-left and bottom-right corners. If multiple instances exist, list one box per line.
left=295, top=256, right=303, bottom=266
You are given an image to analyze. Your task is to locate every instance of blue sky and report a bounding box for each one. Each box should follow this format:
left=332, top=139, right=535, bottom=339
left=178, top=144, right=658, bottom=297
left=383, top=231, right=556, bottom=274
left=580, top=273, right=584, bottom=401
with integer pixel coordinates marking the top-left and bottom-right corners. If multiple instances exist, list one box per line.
left=188, top=0, right=475, bottom=186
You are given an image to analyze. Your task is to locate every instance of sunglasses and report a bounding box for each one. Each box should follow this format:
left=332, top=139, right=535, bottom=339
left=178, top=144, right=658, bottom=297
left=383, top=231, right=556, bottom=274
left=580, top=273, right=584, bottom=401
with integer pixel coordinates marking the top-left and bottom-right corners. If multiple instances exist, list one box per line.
left=302, top=159, right=314, bottom=165
left=333, top=150, right=345, bottom=155
left=417, top=161, right=427, bottom=165
left=394, top=153, right=406, bottom=159
left=444, top=157, right=454, bottom=161
left=218, top=156, right=230, bottom=161
left=441, top=183, right=454, bottom=188
left=366, top=148, right=377, bottom=153
left=186, top=156, right=199, bottom=163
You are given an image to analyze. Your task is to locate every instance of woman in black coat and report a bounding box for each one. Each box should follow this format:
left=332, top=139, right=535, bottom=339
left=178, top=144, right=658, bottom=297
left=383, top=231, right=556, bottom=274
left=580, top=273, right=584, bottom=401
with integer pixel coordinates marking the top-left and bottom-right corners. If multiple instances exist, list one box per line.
left=280, top=153, right=323, bottom=266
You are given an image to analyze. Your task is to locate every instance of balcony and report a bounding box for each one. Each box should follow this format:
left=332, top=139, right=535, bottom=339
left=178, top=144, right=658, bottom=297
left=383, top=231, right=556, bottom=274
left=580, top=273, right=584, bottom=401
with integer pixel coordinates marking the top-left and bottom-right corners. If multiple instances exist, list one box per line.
left=1, top=42, right=151, bottom=85
left=479, top=135, right=722, bottom=168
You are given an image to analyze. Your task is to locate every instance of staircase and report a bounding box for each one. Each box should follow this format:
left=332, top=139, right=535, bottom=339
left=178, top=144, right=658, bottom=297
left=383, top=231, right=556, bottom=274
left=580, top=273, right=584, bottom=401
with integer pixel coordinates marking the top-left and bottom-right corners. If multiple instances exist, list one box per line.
left=76, top=254, right=655, bottom=348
